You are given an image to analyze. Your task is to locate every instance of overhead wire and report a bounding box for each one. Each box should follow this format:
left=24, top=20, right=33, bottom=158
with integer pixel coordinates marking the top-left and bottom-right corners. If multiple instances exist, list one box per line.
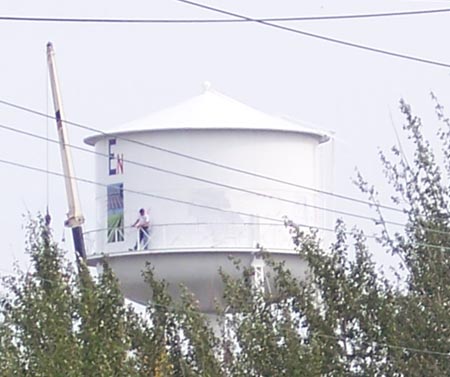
left=0, top=98, right=404, bottom=214
left=45, top=65, right=50, bottom=220
left=1, top=7, right=450, bottom=23
left=0, top=14, right=446, bottom=357
left=147, top=303, right=450, bottom=359
left=173, top=0, right=450, bottom=69
left=0, top=267, right=16, bottom=276
left=1, top=266, right=449, bottom=360
left=0, top=121, right=409, bottom=228
left=1, top=4, right=448, bottom=67
left=0, top=5, right=447, bottom=67
left=1, top=155, right=450, bottom=253
left=0, top=156, right=312, bottom=229
left=5, top=120, right=450, bottom=240
left=7, top=102, right=450, bottom=236
left=315, top=333, right=450, bottom=358
left=4, top=102, right=450, bottom=240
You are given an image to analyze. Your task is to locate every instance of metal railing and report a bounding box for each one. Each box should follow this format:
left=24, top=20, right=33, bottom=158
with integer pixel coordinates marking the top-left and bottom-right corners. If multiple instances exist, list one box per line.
left=84, top=222, right=293, bottom=256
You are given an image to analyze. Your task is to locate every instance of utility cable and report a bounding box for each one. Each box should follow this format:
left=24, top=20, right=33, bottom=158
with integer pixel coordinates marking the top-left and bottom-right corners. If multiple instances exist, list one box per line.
left=3, top=268, right=449, bottom=361
left=0, top=124, right=358, bottom=226
left=1, top=8, right=450, bottom=23
left=1, top=265, right=448, bottom=360
left=6, top=98, right=450, bottom=239
left=315, top=333, right=450, bottom=358
left=83, top=222, right=286, bottom=237
left=174, top=0, right=450, bottom=69
left=0, top=267, right=16, bottom=276
left=0, top=156, right=313, bottom=229
left=0, top=121, right=409, bottom=229
left=1, top=156, right=450, bottom=252
left=5, top=103, right=450, bottom=241
left=45, top=66, right=50, bottom=222
left=0, top=98, right=404, bottom=214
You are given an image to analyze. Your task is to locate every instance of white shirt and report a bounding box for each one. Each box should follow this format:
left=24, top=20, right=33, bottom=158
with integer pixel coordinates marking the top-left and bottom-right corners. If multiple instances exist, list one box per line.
left=137, top=214, right=150, bottom=228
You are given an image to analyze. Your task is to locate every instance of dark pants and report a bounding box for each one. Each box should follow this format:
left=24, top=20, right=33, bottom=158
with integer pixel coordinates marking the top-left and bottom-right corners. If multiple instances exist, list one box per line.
left=139, top=226, right=150, bottom=250
left=133, top=227, right=150, bottom=250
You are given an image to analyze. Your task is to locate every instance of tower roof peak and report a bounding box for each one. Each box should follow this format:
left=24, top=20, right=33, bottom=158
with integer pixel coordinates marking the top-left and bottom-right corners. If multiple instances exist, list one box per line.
left=85, top=87, right=330, bottom=145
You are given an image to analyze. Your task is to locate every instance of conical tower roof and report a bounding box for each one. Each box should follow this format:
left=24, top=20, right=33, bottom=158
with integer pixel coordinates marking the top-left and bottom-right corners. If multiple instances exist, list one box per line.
left=85, top=86, right=329, bottom=145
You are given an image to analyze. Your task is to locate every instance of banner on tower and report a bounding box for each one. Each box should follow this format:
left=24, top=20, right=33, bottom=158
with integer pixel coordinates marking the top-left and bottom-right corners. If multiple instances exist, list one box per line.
left=107, top=183, right=124, bottom=243
left=108, top=139, right=124, bottom=175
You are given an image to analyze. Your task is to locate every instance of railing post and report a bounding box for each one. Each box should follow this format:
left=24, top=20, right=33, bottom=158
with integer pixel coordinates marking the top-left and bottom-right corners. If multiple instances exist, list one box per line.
left=251, top=254, right=265, bottom=294
left=136, top=228, right=141, bottom=250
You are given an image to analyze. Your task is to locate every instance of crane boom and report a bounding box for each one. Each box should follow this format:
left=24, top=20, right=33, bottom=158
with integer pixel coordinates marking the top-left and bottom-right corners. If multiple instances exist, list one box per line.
left=46, top=42, right=86, bottom=259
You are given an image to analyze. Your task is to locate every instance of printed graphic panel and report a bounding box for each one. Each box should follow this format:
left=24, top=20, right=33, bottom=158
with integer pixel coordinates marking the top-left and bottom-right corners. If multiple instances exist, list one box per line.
left=107, top=183, right=124, bottom=243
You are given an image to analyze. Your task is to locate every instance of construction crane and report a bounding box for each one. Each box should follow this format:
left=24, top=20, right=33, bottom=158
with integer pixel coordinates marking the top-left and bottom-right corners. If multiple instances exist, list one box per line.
left=46, top=42, right=86, bottom=260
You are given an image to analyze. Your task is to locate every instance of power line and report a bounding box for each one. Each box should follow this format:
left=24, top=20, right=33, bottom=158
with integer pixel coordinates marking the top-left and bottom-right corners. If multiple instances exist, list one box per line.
left=2, top=8, right=450, bottom=23
left=6, top=120, right=450, bottom=241
left=7, top=99, right=450, bottom=238
left=2, top=266, right=449, bottom=360
left=84, top=222, right=286, bottom=237
left=1, top=155, right=450, bottom=253
left=0, top=15, right=239, bottom=23
left=265, top=7, right=450, bottom=21
left=315, top=333, right=450, bottom=358
left=0, top=121, right=408, bottom=228
left=0, top=156, right=316, bottom=231
left=174, top=0, right=450, bottom=69
left=5, top=102, right=450, bottom=239
left=0, top=268, right=16, bottom=276
left=0, top=98, right=403, bottom=214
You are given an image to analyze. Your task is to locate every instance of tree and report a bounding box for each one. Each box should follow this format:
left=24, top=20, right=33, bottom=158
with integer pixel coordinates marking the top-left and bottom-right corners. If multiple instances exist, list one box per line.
left=1, top=98, right=450, bottom=375
left=0, top=217, right=82, bottom=376
left=0, top=217, right=136, bottom=376
left=216, top=97, right=450, bottom=375
left=372, top=98, right=450, bottom=375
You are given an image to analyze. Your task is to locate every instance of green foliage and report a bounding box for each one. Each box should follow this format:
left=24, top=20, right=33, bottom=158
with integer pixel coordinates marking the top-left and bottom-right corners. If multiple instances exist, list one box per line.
left=375, top=99, right=450, bottom=375
left=0, top=217, right=135, bottom=376
left=1, top=99, right=450, bottom=375
left=218, top=259, right=322, bottom=377
left=1, top=217, right=82, bottom=376
left=77, top=260, right=134, bottom=376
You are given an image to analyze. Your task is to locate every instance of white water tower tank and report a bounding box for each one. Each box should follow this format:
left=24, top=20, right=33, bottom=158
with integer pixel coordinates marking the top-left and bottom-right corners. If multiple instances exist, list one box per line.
left=85, top=86, right=330, bottom=312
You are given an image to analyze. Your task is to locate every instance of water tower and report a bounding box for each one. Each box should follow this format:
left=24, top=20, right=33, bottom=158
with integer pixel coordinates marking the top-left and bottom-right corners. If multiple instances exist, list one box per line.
left=84, top=85, right=330, bottom=312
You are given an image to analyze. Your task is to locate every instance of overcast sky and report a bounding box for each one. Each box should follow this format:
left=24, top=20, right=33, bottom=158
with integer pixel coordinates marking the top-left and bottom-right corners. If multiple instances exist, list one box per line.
left=1, top=0, right=450, bottom=276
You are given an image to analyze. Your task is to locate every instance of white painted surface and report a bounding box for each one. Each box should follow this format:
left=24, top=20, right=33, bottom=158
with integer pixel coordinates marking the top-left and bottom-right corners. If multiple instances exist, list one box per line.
left=89, top=248, right=308, bottom=313
left=85, top=89, right=329, bottom=145
left=89, top=129, right=324, bottom=253
left=85, top=91, right=330, bottom=307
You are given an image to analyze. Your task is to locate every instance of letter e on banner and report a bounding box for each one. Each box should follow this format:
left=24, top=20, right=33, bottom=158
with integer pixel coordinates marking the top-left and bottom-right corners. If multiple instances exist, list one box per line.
left=108, top=139, right=117, bottom=175
left=108, top=139, right=124, bottom=175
